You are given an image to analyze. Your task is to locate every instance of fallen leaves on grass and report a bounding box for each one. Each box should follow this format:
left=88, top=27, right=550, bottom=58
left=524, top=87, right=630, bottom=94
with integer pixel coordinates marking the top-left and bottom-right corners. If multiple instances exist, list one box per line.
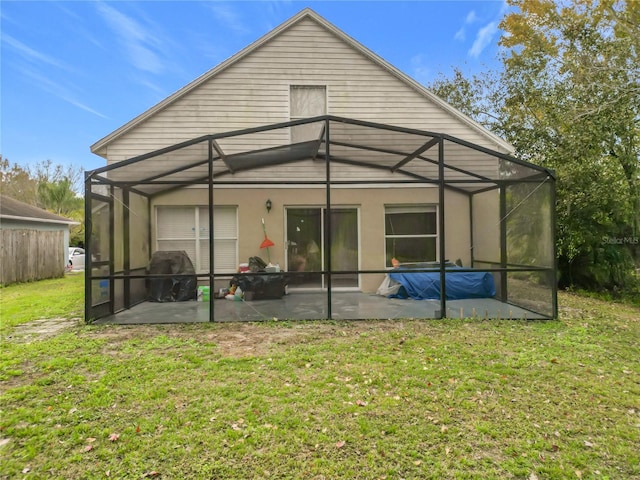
left=108, top=433, right=120, bottom=442
left=231, top=418, right=245, bottom=431
left=335, top=440, right=345, bottom=448
left=142, top=471, right=160, bottom=478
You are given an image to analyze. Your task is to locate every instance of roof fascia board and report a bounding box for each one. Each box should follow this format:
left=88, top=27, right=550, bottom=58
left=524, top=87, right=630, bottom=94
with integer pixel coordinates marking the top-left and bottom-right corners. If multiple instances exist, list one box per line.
left=1, top=214, right=79, bottom=226
left=312, top=15, right=515, bottom=154
left=90, top=8, right=315, bottom=156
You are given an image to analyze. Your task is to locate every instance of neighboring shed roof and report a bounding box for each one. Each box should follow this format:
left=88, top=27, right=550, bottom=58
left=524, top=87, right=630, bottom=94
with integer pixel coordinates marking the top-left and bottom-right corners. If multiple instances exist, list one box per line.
left=91, top=8, right=513, bottom=156
left=0, top=195, right=78, bottom=226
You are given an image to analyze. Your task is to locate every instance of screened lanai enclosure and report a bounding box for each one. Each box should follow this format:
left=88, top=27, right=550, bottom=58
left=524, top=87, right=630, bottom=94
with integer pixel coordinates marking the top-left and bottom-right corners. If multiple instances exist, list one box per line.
left=85, top=116, right=557, bottom=324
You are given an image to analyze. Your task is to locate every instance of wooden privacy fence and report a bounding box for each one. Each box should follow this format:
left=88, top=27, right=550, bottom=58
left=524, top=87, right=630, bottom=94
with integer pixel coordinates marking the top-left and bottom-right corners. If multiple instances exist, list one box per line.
left=1, top=229, right=65, bottom=284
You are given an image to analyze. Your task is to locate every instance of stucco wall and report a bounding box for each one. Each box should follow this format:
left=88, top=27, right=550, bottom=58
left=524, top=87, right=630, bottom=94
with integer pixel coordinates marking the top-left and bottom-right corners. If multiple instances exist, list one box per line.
left=150, top=186, right=471, bottom=292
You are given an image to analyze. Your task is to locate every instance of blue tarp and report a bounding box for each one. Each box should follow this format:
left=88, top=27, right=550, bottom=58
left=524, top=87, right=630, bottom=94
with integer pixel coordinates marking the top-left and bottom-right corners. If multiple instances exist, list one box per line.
left=388, top=268, right=496, bottom=300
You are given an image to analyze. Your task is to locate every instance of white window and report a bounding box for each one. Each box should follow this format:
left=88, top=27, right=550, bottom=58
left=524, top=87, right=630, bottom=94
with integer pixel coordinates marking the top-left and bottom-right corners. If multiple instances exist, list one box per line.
left=156, top=206, right=237, bottom=273
left=290, top=85, right=326, bottom=143
left=385, top=205, right=438, bottom=267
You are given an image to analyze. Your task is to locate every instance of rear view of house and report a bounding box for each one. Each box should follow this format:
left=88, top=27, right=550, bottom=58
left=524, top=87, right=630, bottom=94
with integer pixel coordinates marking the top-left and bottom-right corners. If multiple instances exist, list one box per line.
left=86, top=8, right=556, bottom=323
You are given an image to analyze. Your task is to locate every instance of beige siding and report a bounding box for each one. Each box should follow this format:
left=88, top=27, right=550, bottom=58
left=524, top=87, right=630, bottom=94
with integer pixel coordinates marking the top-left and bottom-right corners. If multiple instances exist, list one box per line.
left=104, top=17, right=508, bottom=176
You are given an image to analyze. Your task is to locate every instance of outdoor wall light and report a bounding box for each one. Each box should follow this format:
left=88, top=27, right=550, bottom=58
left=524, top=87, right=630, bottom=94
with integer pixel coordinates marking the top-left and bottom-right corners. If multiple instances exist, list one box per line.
left=266, top=199, right=272, bottom=213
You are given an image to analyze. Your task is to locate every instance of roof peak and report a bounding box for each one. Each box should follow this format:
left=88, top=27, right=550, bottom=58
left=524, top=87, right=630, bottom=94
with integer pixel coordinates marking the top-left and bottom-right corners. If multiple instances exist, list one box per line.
left=91, top=8, right=512, bottom=155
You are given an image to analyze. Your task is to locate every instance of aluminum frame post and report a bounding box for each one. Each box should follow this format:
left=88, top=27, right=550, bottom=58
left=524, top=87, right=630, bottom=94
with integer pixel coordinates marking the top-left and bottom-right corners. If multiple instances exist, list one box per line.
left=209, top=139, right=215, bottom=322
left=438, top=138, right=446, bottom=319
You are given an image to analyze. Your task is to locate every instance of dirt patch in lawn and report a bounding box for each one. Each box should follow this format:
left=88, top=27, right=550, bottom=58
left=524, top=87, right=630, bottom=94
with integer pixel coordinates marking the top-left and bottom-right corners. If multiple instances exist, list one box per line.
left=6, top=317, right=81, bottom=343
left=85, top=320, right=412, bottom=358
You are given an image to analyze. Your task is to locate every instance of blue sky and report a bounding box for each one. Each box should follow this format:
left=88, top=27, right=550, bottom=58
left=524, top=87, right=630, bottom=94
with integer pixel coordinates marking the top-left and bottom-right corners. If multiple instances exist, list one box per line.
left=1, top=1, right=510, bottom=173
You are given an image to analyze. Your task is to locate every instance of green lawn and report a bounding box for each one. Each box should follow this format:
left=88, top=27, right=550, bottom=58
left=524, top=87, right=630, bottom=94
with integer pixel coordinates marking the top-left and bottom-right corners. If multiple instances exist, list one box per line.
left=0, top=273, right=84, bottom=332
left=1, top=276, right=638, bottom=479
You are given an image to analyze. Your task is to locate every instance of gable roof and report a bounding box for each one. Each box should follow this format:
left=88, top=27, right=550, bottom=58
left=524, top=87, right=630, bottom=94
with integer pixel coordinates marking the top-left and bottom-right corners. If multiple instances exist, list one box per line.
left=0, top=195, right=78, bottom=226
left=91, top=8, right=513, bottom=156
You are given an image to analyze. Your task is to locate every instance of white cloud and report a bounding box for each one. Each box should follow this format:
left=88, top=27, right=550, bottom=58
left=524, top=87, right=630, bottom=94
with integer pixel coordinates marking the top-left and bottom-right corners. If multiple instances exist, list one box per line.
left=454, top=9, right=480, bottom=42
left=410, top=54, right=432, bottom=85
left=18, top=66, right=108, bottom=119
left=468, top=21, right=499, bottom=58
left=64, top=97, right=110, bottom=119
left=2, top=34, right=67, bottom=69
left=499, top=0, right=510, bottom=16
left=132, top=76, right=167, bottom=97
left=208, top=4, right=250, bottom=35
left=264, top=0, right=293, bottom=30
left=96, top=2, right=165, bottom=74
left=457, top=2, right=510, bottom=58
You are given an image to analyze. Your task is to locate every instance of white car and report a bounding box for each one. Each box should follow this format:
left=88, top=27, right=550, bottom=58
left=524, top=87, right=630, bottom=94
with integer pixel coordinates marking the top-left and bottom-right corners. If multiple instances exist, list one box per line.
left=68, top=247, right=86, bottom=271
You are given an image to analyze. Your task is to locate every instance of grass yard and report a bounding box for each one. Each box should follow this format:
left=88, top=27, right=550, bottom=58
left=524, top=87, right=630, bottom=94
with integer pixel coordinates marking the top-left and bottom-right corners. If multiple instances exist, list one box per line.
left=1, top=276, right=638, bottom=479
left=0, top=273, right=84, bottom=333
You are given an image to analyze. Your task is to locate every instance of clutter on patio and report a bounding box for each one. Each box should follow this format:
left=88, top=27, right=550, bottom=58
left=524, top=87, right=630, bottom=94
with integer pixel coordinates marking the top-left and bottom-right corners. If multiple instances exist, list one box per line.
left=229, top=256, right=286, bottom=301
left=377, top=262, right=496, bottom=300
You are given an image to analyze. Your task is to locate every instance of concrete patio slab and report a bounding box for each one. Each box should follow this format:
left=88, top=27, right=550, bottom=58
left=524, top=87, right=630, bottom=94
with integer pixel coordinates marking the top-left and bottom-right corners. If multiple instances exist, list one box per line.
left=94, top=292, right=545, bottom=324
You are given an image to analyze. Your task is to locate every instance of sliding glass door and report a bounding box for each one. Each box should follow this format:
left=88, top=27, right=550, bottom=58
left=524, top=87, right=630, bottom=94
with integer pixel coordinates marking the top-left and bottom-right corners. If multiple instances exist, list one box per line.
left=285, top=207, right=359, bottom=290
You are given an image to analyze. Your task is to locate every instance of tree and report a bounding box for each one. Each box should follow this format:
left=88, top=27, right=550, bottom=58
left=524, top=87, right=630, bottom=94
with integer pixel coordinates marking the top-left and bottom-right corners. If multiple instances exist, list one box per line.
left=429, top=68, right=504, bottom=133
left=0, top=155, right=39, bottom=204
left=37, top=178, right=81, bottom=216
left=430, top=1, right=639, bottom=293
left=498, top=0, right=639, bottom=291
left=1, top=156, right=85, bottom=246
